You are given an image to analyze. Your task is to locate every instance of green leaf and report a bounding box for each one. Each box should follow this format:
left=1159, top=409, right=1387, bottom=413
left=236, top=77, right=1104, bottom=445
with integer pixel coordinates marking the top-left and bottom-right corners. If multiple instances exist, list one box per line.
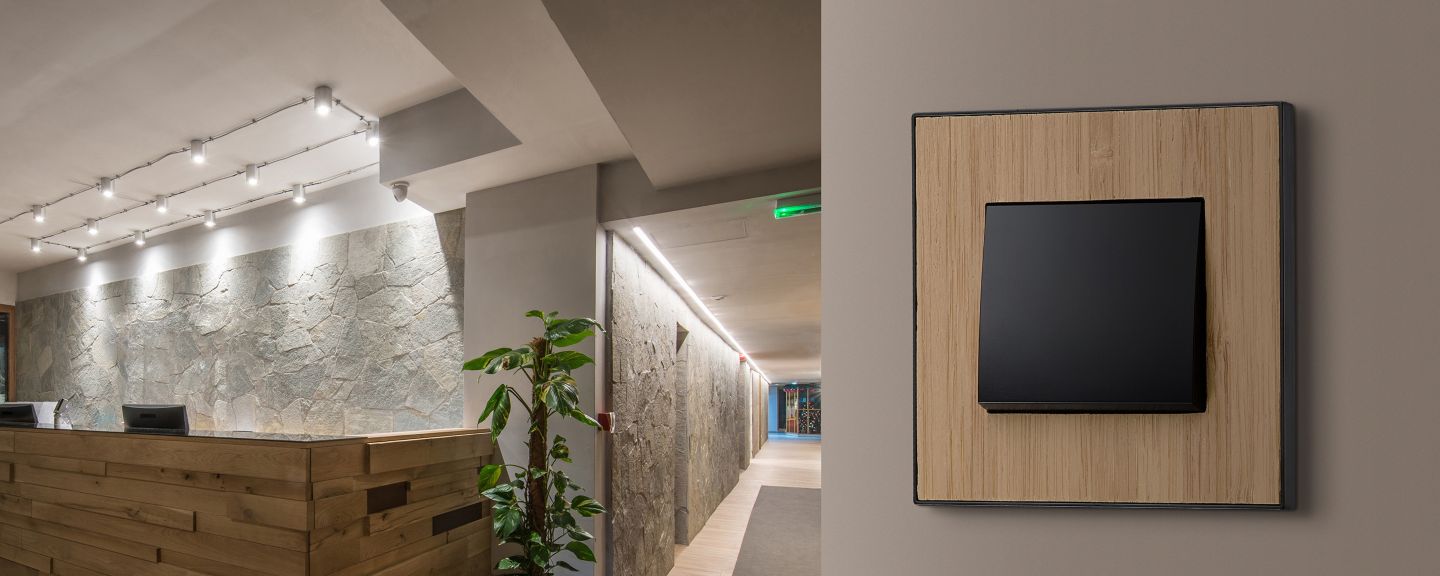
left=550, top=329, right=593, bottom=348
left=497, top=556, right=523, bottom=570
left=525, top=310, right=546, bottom=320
left=564, top=541, right=596, bottom=562
left=482, top=482, right=515, bottom=503
left=545, top=318, right=603, bottom=343
left=550, top=442, right=570, bottom=462
left=555, top=560, right=579, bottom=572
left=494, top=505, right=523, bottom=539
left=477, top=464, right=503, bottom=492
left=571, top=495, right=605, bottom=517
left=546, top=351, right=595, bottom=372
left=490, top=386, right=512, bottom=437
left=478, top=385, right=506, bottom=424
left=566, top=525, right=594, bottom=541
left=463, top=347, right=512, bottom=371
left=568, top=409, right=600, bottom=429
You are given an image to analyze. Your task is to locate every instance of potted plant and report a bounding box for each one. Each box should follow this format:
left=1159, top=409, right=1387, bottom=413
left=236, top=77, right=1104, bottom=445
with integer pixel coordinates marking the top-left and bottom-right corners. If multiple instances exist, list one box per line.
left=466, top=311, right=607, bottom=575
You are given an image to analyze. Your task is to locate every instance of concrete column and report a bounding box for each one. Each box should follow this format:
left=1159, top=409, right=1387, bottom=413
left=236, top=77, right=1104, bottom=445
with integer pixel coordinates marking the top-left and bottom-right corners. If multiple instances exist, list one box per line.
left=464, top=165, right=605, bottom=575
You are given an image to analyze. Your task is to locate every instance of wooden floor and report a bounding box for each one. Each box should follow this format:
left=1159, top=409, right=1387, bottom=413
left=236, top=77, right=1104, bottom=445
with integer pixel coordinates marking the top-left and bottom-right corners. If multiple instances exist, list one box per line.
left=667, top=434, right=822, bottom=576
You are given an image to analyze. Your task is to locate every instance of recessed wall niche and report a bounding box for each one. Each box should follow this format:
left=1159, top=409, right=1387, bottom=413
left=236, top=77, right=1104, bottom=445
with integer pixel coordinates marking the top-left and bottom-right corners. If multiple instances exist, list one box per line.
left=913, top=103, right=1296, bottom=508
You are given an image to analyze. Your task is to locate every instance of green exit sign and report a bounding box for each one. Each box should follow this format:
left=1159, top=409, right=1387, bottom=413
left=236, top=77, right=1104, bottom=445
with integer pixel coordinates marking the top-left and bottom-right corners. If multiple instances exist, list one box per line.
left=774, top=190, right=821, bottom=219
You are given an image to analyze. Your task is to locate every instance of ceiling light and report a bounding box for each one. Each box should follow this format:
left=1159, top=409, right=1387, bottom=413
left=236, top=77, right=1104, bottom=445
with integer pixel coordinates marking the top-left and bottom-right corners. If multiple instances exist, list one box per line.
left=292, top=183, right=307, bottom=204
left=100, top=177, right=115, bottom=198
left=314, top=85, right=333, bottom=116
left=32, top=205, right=45, bottom=223
left=204, top=210, right=217, bottom=228
left=134, top=230, right=146, bottom=246
left=631, top=226, right=770, bottom=381
left=245, top=164, right=259, bottom=186
left=86, top=218, right=99, bottom=236
left=77, top=247, right=88, bottom=262
left=190, top=139, right=207, bottom=164
left=30, top=239, right=41, bottom=253
left=366, top=121, right=380, bottom=147
left=155, top=195, right=169, bottom=214
left=391, top=181, right=409, bottom=203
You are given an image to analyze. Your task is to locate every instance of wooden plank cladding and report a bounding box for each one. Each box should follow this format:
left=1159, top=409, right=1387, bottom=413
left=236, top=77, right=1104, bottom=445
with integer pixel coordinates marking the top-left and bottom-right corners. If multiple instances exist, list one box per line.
left=0, top=427, right=493, bottom=575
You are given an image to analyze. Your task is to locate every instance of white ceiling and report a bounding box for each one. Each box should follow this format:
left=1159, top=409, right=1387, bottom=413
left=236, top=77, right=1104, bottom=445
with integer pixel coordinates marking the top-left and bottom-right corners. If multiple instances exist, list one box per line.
left=0, top=0, right=460, bottom=273
left=543, top=0, right=821, bottom=188
left=0, top=0, right=821, bottom=380
left=613, top=196, right=821, bottom=383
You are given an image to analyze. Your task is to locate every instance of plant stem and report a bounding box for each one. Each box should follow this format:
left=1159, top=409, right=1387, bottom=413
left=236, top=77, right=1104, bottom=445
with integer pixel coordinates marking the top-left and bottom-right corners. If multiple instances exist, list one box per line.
left=527, top=337, right=550, bottom=576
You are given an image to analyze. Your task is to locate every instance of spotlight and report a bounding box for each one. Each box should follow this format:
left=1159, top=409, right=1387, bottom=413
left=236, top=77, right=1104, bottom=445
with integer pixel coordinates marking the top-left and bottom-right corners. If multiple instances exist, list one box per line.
left=77, top=247, right=88, bottom=262
left=134, top=230, right=146, bottom=246
left=156, top=195, right=169, bottom=214
left=292, top=183, right=307, bottom=204
left=204, top=210, right=217, bottom=228
left=86, top=218, right=99, bottom=236
left=391, top=181, right=409, bottom=203
left=313, top=85, right=333, bottom=116
left=366, top=121, right=380, bottom=147
left=190, top=139, right=207, bottom=164
left=30, top=239, right=41, bottom=253
left=32, top=205, right=45, bottom=223
left=245, top=164, right=259, bottom=186
left=100, top=177, right=115, bottom=198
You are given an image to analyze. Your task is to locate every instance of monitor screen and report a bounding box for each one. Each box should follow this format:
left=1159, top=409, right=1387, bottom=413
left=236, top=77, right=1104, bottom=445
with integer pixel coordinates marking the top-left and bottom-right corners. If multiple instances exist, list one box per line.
left=122, top=404, right=190, bottom=432
left=978, top=199, right=1206, bottom=413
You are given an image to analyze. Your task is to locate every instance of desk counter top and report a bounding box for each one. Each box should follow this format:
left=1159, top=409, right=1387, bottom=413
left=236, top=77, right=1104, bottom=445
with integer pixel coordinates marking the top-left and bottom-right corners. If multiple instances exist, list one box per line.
left=0, top=425, right=493, bottom=575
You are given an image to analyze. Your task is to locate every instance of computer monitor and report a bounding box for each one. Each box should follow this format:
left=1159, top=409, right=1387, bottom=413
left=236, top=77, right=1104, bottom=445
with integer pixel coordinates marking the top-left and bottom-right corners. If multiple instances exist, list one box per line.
left=0, top=403, right=37, bottom=425
left=122, top=404, right=189, bottom=432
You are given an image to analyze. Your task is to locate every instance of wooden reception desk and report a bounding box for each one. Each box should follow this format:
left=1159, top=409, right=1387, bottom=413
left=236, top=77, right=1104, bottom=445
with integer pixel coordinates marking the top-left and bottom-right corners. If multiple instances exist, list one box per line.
left=0, top=425, right=492, bottom=575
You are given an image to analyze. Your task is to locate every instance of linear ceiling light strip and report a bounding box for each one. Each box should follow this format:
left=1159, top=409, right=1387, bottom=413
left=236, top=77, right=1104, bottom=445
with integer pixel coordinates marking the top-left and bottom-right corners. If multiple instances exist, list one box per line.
left=35, top=129, right=366, bottom=243
left=631, top=226, right=772, bottom=382
left=43, top=162, right=379, bottom=254
left=1, top=87, right=370, bottom=227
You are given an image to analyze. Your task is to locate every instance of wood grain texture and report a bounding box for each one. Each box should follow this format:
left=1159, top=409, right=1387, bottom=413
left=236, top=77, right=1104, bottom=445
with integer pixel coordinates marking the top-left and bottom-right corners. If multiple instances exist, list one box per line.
left=0, top=427, right=492, bottom=574
left=914, top=105, right=1283, bottom=505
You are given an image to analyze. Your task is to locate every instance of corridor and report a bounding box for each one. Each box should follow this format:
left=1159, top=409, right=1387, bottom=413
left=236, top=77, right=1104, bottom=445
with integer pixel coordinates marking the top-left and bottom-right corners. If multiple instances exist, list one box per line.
left=668, top=434, right=823, bottom=576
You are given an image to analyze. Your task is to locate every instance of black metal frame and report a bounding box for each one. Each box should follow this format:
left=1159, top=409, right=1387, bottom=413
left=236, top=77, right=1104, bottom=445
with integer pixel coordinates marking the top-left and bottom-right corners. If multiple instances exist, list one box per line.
left=911, top=102, right=1298, bottom=510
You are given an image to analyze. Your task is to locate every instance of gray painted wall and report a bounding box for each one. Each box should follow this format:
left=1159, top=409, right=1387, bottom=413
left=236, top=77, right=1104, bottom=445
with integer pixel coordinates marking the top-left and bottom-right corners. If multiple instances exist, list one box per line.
left=608, top=236, right=747, bottom=576
left=16, top=211, right=464, bottom=434
left=464, top=166, right=605, bottom=575
left=823, top=1, right=1440, bottom=574
left=378, top=88, right=520, bottom=184
left=0, top=272, right=15, bottom=305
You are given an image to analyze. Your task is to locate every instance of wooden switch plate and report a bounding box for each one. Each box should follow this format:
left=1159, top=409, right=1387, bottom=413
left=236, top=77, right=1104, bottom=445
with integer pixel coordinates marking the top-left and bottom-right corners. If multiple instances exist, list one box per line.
left=912, top=103, right=1296, bottom=508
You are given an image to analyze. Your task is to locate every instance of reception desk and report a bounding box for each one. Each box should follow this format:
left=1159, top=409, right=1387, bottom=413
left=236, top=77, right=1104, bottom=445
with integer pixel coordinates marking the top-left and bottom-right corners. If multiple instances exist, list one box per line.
left=0, top=424, right=492, bottom=575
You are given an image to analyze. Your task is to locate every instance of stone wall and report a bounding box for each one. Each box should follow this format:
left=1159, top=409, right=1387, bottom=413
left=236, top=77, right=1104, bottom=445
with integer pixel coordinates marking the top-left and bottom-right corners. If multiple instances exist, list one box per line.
left=609, top=237, right=747, bottom=576
left=16, top=211, right=464, bottom=434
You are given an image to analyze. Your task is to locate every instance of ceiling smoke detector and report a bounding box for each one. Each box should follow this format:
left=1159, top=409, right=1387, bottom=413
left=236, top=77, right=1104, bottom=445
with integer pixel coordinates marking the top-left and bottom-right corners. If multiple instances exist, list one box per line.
left=391, top=181, right=410, bottom=203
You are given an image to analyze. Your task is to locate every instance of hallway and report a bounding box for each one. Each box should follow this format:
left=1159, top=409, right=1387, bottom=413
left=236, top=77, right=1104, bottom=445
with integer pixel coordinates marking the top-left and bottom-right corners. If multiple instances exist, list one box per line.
left=668, top=434, right=823, bottom=576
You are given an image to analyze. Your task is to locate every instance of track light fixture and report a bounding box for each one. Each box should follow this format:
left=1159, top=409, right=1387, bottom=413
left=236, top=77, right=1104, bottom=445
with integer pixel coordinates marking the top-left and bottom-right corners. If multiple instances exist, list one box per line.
left=190, top=139, right=207, bottom=164
left=292, top=183, right=307, bottom=204
left=366, top=121, right=380, bottom=147
left=86, top=218, right=99, bottom=236
left=30, top=239, right=41, bottom=253
left=314, top=85, right=333, bottom=116
left=32, top=205, right=45, bottom=223
left=100, top=177, right=115, bottom=198
left=155, top=195, right=169, bottom=214
left=391, top=181, right=409, bottom=203
left=245, top=164, right=259, bottom=186
left=204, top=210, right=217, bottom=228
left=134, top=230, right=146, bottom=246
left=77, top=247, right=88, bottom=262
